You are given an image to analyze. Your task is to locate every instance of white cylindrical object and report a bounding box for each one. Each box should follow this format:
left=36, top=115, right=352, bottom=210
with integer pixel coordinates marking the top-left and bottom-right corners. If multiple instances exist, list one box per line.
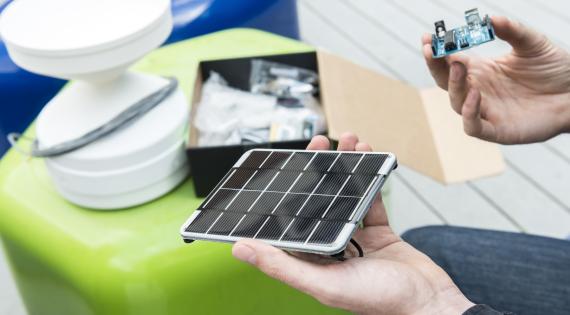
left=0, top=0, right=172, bottom=82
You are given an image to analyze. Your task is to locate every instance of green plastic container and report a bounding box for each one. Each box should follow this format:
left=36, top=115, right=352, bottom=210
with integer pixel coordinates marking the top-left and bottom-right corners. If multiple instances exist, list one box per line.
left=0, top=29, right=349, bottom=315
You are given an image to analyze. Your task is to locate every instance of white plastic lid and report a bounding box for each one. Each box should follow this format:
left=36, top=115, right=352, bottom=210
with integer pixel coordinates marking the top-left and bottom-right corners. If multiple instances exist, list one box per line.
left=0, top=0, right=172, bottom=81
left=0, top=0, right=170, bottom=56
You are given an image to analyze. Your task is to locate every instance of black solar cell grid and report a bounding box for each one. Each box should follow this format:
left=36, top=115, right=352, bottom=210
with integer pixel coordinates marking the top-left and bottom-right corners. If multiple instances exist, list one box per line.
left=208, top=212, right=243, bottom=235
left=256, top=216, right=293, bottom=240
left=329, top=153, right=363, bottom=173
left=184, top=150, right=394, bottom=251
left=230, top=213, right=268, bottom=238
left=340, top=175, right=376, bottom=197
left=297, top=195, right=334, bottom=218
left=324, top=197, right=360, bottom=221
left=200, top=189, right=238, bottom=210
left=273, top=193, right=309, bottom=216
left=185, top=210, right=221, bottom=233
left=314, top=173, right=349, bottom=195
left=226, top=190, right=261, bottom=213
left=249, top=192, right=285, bottom=214
left=283, top=152, right=315, bottom=171
left=222, top=169, right=256, bottom=189
left=306, top=152, right=339, bottom=172
left=267, top=171, right=302, bottom=191
left=260, top=151, right=292, bottom=169
left=281, top=218, right=319, bottom=242
left=244, top=169, right=278, bottom=190
left=290, top=172, right=324, bottom=193
left=308, top=220, right=346, bottom=244
left=355, top=154, right=387, bottom=174
left=240, top=150, right=271, bottom=169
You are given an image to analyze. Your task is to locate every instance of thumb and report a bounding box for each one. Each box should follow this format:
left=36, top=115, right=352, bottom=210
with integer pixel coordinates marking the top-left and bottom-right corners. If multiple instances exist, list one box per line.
left=232, top=239, right=338, bottom=298
left=491, top=16, right=549, bottom=55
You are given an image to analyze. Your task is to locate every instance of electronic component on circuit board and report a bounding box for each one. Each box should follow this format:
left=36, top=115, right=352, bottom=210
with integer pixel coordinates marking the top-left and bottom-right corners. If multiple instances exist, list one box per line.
left=431, top=8, right=495, bottom=58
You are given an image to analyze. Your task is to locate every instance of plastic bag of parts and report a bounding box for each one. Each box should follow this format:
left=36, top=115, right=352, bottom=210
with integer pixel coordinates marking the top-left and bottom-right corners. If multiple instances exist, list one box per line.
left=250, top=59, right=319, bottom=107
left=194, top=71, right=326, bottom=147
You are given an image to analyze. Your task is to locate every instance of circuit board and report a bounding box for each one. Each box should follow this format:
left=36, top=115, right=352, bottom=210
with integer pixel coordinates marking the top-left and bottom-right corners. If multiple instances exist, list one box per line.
left=431, top=8, right=495, bottom=58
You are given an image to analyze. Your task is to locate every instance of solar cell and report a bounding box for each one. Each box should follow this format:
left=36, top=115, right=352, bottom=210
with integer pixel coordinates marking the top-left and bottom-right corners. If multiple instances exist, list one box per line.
left=181, top=149, right=397, bottom=255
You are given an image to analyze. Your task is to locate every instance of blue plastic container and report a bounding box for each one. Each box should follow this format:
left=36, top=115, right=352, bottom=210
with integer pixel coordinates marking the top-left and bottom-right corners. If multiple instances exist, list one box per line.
left=168, top=0, right=299, bottom=44
left=0, top=0, right=299, bottom=156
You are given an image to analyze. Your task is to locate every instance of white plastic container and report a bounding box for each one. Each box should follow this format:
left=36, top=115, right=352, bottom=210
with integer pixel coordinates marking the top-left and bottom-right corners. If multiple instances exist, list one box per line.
left=0, top=0, right=190, bottom=209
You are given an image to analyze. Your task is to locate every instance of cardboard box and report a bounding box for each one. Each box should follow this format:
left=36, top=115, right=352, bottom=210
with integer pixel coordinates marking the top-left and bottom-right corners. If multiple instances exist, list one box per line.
left=187, top=51, right=504, bottom=196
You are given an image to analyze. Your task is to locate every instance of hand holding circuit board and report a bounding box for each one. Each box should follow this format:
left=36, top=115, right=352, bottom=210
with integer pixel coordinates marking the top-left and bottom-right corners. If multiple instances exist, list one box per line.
left=431, top=8, right=495, bottom=58
left=424, top=13, right=570, bottom=145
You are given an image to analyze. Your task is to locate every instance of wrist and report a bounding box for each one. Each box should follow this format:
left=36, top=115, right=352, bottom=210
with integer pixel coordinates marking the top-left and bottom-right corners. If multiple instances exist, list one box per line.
left=412, top=286, right=474, bottom=315
left=564, top=96, right=570, bottom=133
left=557, top=93, right=570, bottom=134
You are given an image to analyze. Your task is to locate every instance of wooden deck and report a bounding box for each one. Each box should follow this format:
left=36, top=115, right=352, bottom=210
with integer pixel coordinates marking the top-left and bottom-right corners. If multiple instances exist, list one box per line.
left=298, top=0, right=570, bottom=238
left=2, top=1, right=570, bottom=314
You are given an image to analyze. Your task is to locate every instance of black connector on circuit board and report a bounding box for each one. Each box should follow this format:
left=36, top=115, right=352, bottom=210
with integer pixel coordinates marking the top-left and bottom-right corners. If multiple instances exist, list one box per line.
left=431, top=8, right=495, bottom=58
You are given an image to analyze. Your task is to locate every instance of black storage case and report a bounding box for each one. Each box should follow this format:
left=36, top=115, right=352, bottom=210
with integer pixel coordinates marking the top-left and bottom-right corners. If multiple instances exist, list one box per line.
left=187, top=52, right=323, bottom=197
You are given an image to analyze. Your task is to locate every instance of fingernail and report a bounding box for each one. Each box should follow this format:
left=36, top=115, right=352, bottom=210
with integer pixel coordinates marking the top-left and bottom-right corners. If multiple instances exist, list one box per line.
left=233, top=244, right=257, bottom=265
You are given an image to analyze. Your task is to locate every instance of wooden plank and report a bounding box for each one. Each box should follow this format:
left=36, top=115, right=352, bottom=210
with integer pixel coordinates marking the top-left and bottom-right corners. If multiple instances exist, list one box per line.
left=546, top=135, right=570, bottom=162
left=389, top=0, right=570, bottom=233
left=346, top=0, right=524, bottom=232
left=301, top=0, right=570, bottom=238
left=303, top=0, right=433, bottom=86
left=435, top=0, right=570, bottom=168
left=471, top=168, right=570, bottom=238
left=388, top=176, right=445, bottom=234
left=392, top=0, right=511, bottom=58
left=297, top=1, right=390, bottom=75
left=532, top=0, right=570, bottom=21
left=479, top=0, right=570, bottom=49
left=297, top=1, right=445, bottom=231
left=502, top=144, right=570, bottom=209
left=303, top=0, right=529, bottom=232
left=396, top=166, right=520, bottom=232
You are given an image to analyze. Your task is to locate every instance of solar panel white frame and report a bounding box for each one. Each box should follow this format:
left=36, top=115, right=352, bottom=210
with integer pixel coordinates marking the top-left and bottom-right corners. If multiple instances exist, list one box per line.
left=180, top=149, right=397, bottom=255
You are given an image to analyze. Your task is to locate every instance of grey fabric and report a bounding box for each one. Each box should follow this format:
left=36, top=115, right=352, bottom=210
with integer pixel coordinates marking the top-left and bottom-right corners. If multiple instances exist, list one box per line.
left=464, top=304, right=513, bottom=315
left=403, top=226, right=570, bottom=315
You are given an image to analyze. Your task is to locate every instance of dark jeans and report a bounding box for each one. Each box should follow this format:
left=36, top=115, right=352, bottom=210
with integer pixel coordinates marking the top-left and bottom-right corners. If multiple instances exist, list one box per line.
left=402, top=226, right=570, bottom=315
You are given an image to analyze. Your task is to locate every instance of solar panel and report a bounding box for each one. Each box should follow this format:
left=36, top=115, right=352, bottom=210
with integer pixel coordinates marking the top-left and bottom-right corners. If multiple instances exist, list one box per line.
left=180, top=149, right=397, bottom=255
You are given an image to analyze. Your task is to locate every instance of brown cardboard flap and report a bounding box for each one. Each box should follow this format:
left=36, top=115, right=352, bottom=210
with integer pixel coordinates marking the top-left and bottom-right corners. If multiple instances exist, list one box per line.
left=419, top=87, right=505, bottom=182
left=317, top=51, right=504, bottom=183
left=317, top=51, right=444, bottom=181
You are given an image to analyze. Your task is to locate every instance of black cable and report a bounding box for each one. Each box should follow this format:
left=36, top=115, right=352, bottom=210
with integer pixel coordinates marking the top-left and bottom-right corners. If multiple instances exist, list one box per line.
left=350, top=238, right=364, bottom=257
left=330, top=238, right=364, bottom=261
left=331, top=250, right=346, bottom=261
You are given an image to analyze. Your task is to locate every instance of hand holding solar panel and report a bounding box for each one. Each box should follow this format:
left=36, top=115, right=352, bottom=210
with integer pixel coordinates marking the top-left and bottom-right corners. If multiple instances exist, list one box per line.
left=180, top=136, right=397, bottom=255
left=228, top=135, right=474, bottom=315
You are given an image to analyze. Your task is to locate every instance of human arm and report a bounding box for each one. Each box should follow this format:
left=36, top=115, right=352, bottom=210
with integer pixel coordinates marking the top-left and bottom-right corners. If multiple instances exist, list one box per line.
left=231, top=133, right=476, bottom=315
left=423, top=16, right=570, bottom=144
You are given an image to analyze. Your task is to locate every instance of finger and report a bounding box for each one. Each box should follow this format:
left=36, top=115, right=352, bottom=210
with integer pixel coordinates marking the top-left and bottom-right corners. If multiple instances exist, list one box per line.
left=362, top=193, right=389, bottom=227
left=306, top=135, right=330, bottom=150
left=491, top=16, right=548, bottom=56
left=353, top=142, right=389, bottom=227
left=289, top=251, right=339, bottom=264
left=423, top=42, right=450, bottom=90
left=448, top=62, right=469, bottom=115
left=337, top=132, right=359, bottom=151
left=461, top=89, right=496, bottom=141
left=421, top=32, right=432, bottom=45
left=354, top=142, right=372, bottom=152
left=232, top=240, right=336, bottom=296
